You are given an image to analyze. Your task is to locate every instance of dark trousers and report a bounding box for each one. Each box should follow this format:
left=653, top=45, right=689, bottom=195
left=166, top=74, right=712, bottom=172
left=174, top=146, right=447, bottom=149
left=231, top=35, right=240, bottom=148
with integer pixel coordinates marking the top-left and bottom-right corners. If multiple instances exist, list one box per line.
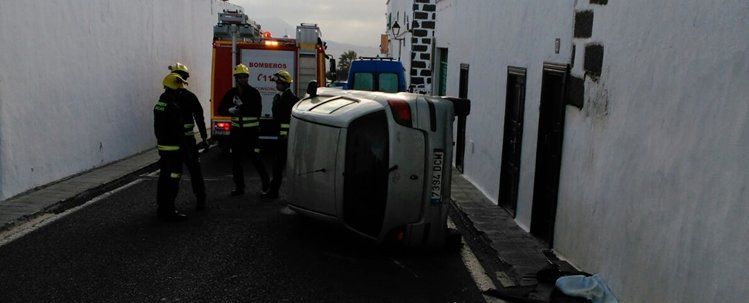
left=231, top=128, right=269, bottom=191
left=269, top=137, right=288, bottom=194
left=157, top=150, right=183, bottom=213
left=182, top=139, right=206, bottom=201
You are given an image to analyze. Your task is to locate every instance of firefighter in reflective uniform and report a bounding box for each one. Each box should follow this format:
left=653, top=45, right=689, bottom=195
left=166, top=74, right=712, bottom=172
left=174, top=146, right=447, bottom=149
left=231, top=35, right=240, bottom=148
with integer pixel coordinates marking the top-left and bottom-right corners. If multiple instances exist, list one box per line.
left=168, top=63, right=209, bottom=210
left=220, top=64, right=270, bottom=196
left=262, top=70, right=298, bottom=199
left=154, top=73, right=188, bottom=221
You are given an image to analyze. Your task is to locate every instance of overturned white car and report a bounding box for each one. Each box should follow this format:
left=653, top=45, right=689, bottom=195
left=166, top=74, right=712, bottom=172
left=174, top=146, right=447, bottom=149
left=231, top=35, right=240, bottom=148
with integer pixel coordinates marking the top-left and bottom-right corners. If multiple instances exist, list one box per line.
left=286, top=84, right=470, bottom=248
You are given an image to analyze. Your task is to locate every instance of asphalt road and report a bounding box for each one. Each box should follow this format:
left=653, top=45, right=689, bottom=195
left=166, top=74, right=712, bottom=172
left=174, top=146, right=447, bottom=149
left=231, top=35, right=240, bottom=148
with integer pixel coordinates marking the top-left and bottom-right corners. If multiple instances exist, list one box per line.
left=0, top=149, right=485, bottom=303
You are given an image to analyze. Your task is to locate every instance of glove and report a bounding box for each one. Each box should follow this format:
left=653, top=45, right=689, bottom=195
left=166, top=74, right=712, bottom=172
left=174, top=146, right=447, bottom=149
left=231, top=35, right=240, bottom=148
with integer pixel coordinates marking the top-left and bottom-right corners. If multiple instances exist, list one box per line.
left=197, top=140, right=209, bottom=150
left=228, top=106, right=239, bottom=115
left=232, top=95, right=243, bottom=106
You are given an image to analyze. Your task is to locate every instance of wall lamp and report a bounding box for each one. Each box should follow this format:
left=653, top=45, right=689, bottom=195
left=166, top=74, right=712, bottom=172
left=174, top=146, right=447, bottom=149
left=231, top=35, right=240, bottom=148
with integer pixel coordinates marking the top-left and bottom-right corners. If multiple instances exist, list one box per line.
left=390, top=20, right=412, bottom=60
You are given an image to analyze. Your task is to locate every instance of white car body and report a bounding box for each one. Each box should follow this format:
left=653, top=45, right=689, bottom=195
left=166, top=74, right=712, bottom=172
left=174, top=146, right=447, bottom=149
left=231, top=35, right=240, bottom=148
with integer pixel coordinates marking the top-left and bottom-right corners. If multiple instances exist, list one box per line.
left=286, top=87, right=469, bottom=248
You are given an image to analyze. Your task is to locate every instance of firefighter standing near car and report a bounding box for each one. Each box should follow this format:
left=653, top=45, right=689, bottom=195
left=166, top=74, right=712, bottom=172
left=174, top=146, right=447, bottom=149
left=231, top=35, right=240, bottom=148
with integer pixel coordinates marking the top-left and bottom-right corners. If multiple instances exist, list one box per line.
left=262, top=70, right=298, bottom=199
left=153, top=73, right=188, bottom=221
left=220, top=64, right=270, bottom=196
left=168, top=63, right=209, bottom=211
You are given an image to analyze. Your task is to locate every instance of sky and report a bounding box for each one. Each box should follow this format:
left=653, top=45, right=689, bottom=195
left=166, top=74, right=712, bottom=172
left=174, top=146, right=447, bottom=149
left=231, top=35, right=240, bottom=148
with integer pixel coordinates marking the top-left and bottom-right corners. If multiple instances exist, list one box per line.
left=229, top=0, right=386, bottom=48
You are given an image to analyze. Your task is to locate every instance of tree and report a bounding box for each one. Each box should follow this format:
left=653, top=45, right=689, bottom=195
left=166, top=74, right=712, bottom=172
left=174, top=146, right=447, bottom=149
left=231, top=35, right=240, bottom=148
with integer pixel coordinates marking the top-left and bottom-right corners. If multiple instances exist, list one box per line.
left=337, top=50, right=358, bottom=80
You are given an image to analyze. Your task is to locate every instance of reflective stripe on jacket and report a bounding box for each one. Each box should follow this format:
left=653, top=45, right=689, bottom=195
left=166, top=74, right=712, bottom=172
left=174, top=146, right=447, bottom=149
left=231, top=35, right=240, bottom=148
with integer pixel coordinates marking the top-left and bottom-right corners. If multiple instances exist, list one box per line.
left=158, top=145, right=180, bottom=151
left=230, top=117, right=259, bottom=128
left=279, top=123, right=290, bottom=136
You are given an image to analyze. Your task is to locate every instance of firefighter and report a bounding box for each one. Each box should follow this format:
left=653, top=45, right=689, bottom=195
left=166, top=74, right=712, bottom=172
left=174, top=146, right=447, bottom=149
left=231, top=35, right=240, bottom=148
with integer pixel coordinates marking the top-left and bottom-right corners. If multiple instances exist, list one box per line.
left=262, top=70, right=298, bottom=199
left=220, top=64, right=270, bottom=196
left=168, top=63, right=209, bottom=210
left=154, top=73, right=188, bottom=221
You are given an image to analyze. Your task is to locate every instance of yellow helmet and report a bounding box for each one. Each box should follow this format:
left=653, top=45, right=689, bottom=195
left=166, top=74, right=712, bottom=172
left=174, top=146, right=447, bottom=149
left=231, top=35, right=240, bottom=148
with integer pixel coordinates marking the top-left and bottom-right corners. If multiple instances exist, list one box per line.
left=162, top=73, right=188, bottom=90
left=168, top=62, right=189, bottom=77
left=272, top=70, right=293, bottom=84
left=233, top=64, right=250, bottom=76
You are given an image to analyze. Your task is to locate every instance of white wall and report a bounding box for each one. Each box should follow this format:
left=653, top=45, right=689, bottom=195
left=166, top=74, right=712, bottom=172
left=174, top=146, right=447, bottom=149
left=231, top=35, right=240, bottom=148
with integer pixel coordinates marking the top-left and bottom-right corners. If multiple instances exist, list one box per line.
left=386, top=0, right=414, bottom=84
left=437, top=0, right=749, bottom=301
left=435, top=0, right=575, bottom=230
left=0, top=0, right=239, bottom=200
left=554, top=1, right=749, bottom=302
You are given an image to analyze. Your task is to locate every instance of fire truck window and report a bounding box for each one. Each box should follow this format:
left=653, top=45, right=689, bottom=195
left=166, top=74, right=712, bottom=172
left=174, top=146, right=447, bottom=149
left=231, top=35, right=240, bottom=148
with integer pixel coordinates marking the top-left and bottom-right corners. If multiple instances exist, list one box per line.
left=353, top=73, right=374, bottom=91
left=344, top=110, right=389, bottom=236
left=379, top=73, right=399, bottom=93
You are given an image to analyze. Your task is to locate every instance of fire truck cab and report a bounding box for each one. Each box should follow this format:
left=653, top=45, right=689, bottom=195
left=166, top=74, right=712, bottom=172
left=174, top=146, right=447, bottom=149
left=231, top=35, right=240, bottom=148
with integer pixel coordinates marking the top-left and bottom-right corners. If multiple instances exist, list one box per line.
left=210, top=11, right=329, bottom=148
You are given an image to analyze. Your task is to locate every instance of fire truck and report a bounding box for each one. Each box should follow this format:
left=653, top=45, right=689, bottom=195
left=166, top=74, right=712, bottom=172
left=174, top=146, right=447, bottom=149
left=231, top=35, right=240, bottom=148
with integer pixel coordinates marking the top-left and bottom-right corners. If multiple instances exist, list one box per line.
left=210, top=10, right=331, bottom=148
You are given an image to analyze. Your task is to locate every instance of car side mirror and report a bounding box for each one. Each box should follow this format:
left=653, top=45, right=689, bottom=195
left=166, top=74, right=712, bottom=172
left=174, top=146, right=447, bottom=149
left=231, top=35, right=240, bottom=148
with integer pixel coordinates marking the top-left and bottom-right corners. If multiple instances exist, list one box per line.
left=441, top=97, right=471, bottom=117
left=307, top=81, right=318, bottom=98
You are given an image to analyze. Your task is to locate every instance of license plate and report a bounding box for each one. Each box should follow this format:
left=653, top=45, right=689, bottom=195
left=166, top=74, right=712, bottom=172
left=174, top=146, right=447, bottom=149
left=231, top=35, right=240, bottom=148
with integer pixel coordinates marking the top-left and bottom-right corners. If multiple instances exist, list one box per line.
left=431, top=150, right=445, bottom=204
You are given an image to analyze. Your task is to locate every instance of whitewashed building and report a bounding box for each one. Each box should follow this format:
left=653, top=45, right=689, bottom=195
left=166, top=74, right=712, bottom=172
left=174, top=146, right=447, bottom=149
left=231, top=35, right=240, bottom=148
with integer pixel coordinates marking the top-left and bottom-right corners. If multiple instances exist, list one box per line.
left=0, top=0, right=239, bottom=200
left=385, top=0, right=437, bottom=94
left=427, top=0, right=749, bottom=302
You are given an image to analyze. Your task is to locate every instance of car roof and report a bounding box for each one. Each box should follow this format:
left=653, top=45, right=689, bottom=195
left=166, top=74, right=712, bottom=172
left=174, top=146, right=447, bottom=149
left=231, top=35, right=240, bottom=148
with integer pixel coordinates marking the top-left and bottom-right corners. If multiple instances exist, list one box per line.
left=292, top=88, right=420, bottom=127
left=350, top=60, right=403, bottom=72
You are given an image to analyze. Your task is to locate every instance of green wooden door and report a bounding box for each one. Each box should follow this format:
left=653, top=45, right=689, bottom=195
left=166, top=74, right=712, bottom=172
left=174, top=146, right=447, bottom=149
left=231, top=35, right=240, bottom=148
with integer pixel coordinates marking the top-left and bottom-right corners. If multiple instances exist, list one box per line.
left=438, top=48, right=448, bottom=96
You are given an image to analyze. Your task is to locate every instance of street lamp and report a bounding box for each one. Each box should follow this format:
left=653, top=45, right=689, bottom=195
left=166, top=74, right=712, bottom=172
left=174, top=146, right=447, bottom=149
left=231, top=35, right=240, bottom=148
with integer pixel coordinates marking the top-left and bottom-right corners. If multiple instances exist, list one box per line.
left=390, top=20, right=411, bottom=60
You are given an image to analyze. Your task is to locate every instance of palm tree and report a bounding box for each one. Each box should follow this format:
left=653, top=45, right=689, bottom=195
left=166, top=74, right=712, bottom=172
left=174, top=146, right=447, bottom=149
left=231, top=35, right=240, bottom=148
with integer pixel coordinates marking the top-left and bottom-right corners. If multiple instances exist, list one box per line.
left=337, top=50, right=358, bottom=80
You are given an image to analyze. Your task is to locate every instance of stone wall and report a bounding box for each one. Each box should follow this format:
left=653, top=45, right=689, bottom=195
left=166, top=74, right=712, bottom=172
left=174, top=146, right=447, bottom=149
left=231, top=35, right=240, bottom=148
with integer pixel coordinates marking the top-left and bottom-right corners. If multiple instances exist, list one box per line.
left=409, top=0, right=436, bottom=94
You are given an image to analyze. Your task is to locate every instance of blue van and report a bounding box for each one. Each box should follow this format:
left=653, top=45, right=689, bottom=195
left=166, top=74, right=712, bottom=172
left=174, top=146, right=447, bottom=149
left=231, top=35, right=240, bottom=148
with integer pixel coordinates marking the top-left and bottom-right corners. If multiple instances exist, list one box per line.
left=346, top=57, right=406, bottom=93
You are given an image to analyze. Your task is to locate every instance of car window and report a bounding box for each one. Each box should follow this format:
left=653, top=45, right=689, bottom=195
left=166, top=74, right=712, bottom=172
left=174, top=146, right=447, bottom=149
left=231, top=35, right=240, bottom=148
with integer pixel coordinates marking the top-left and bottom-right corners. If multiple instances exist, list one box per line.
left=353, top=73, right=374, bottom=91
left=379, top=73, right=399, bottom=93
left=344, top=110, right=389, bottom=236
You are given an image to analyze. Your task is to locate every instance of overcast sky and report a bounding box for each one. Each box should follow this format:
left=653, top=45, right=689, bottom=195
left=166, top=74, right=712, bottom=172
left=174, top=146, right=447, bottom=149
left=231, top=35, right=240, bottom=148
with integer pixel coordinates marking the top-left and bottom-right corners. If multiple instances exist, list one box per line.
left=229, top=0, right=386, bottom=48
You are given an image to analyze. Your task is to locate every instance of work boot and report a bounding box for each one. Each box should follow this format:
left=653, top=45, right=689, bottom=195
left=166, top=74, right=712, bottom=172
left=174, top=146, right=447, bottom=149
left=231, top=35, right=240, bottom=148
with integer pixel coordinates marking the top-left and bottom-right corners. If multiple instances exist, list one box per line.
left=157, top=210, right=188, bottom=222
left=230, top=188, right=245, bottom=196
left=260, top=191, right=279, bottom=199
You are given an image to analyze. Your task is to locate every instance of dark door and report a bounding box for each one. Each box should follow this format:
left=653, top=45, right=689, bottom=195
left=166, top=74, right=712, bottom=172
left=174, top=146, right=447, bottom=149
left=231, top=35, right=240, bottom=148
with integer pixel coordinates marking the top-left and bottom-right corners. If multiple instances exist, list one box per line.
left=456, top=64, right=469, bottom=173
left=438, top=48, right=448, bottom=96
left=498, top=67, right=527, bottom=217
left=530, top=63, right=568, bottom=246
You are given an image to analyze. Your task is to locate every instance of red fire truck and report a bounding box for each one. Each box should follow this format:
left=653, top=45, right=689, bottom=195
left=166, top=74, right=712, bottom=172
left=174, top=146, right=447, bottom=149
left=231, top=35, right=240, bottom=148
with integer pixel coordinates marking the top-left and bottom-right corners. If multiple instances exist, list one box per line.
left=210, top=11, right=330, bottom=148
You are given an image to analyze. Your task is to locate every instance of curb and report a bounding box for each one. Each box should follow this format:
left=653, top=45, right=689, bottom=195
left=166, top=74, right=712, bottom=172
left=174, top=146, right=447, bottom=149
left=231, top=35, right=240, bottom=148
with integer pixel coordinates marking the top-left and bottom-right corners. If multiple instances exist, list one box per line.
left=46, top=162, right=159, bottom=215
left=0, top=156, right=159, bottom=234
left=449, top=198, right=586, bottom=303
left=448, top=199, right=515, bottom=287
